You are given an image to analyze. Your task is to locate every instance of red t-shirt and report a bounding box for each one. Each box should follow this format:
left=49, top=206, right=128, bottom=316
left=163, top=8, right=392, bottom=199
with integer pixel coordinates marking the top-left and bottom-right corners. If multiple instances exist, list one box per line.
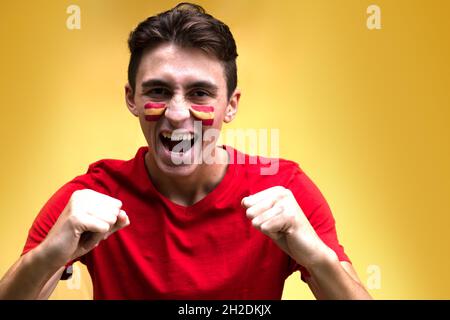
left=22, top=146, right=350, bottom=299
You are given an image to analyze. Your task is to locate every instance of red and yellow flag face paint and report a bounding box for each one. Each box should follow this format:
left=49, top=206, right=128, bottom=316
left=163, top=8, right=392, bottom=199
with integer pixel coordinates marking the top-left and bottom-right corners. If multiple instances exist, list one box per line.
left=143, top=103, right=214, bottom=125
left=144, top=103, right=166, bottom=121
left=190, top=105, right=215, bottom=126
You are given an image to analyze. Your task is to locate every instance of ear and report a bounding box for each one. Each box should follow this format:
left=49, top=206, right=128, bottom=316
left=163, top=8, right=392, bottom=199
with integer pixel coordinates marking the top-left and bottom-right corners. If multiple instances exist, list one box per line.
left=223, top=88, right=240, bottom=123
left=125, top=83, right=139, bottom=117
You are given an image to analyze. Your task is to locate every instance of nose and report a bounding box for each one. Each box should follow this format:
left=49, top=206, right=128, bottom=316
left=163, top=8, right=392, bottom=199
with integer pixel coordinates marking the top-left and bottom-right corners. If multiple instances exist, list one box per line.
left=164, top=99, right=191, bottom=126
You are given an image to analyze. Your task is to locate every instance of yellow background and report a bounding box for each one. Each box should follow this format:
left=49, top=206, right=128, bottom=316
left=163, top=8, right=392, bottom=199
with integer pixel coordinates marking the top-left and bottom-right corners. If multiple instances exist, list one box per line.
left=1, top=0, right=449, bottom=299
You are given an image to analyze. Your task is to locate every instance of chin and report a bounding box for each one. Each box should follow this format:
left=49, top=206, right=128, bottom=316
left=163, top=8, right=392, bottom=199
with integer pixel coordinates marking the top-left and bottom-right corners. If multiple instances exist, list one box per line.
left=154, top=157, right=200, bottom=177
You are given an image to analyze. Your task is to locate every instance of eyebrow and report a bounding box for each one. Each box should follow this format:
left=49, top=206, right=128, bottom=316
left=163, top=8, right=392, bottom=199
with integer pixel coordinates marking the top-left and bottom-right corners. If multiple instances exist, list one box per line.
left=141, top=79, right=170, bottom=89
left=186, top=81, right=219, bottom=93
left=141, top=78, right=219, bottom=92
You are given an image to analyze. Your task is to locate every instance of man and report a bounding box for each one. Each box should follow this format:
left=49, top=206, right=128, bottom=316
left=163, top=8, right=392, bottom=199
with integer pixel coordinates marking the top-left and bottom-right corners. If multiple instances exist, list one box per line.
left=0, top=3, right=371, bottom=299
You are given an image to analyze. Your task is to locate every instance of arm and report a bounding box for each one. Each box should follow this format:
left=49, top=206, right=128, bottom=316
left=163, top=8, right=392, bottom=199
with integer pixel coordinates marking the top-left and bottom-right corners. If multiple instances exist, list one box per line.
left=0, top=189, right=130, bottom=300
left=242, top=186, right=372, bottom=300
left=37, top=267, right=65, bottom=300
left=305, top=260, right=371, bottom=300
left=0, top=246, right=64, bottom=299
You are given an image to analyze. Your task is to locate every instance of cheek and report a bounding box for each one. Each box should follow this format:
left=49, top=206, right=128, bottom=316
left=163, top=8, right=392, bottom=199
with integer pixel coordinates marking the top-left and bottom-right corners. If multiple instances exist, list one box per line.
left=144, top=102, right=166, bottom=122
left=138, top=116, right=158, bottom=142
left=190, top=105, right=215, bottom=126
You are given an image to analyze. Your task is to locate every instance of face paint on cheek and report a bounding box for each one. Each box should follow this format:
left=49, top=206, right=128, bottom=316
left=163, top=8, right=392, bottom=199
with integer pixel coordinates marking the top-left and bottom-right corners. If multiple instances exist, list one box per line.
left=144, top=103, right=167, bottom=121
left=190, top=105, right=215, bottom=126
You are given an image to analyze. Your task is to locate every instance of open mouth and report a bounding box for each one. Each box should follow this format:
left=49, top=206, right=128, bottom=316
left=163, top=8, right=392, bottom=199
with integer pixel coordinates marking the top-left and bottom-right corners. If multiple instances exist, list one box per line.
left=159, top=131, right=197, bottom=153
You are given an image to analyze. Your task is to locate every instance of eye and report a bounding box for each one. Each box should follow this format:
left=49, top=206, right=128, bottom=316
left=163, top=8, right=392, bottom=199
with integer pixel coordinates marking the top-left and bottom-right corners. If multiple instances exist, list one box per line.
left=190, top=90, right=210, bottom=98
left=146, top=87, right=171, bottom=97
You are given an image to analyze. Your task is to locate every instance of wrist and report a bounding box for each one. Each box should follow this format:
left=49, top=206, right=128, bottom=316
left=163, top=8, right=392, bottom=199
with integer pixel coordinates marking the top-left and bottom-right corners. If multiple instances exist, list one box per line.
left=303, top=244, right=339, bottom=272
left=34, top=240, right=68, bottom=271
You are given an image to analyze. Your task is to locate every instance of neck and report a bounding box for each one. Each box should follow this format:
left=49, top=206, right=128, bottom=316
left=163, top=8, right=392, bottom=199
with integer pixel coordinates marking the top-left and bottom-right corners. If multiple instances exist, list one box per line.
left=145, top=146, right=229, bottom=206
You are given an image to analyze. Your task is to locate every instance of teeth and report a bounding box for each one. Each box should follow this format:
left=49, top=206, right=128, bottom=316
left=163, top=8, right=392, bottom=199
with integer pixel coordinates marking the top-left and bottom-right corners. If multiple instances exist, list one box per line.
left=161, top=132, right=194, bottom=141
left=172, top=132, right=194, bottom=141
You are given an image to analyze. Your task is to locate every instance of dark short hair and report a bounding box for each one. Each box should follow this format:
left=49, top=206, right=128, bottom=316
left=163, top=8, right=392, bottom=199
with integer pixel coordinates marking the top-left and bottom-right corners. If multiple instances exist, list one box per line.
left=127, top=2, right=238, bottom=100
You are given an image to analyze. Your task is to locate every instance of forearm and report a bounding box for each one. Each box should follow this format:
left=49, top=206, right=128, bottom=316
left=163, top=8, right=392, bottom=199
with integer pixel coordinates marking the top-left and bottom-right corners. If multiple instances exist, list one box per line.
left=0, top=245, right=63, bottom=300
left=37, top=267, right=65, bottom=300
left=242, top=186, right=372, bottom=299
left=303, top=251, right=372, bottom=300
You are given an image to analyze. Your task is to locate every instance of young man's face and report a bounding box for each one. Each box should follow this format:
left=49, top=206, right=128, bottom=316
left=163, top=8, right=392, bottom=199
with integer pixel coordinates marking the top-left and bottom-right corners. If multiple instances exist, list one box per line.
left=125, top=43, right=239, bottom=177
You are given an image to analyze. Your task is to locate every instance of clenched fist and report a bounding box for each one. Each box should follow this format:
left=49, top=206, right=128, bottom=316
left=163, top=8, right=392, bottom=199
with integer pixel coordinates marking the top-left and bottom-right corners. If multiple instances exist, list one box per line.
left=242, top=186, right=336, bottom=268
left=40, top=189, right=130, bottom=269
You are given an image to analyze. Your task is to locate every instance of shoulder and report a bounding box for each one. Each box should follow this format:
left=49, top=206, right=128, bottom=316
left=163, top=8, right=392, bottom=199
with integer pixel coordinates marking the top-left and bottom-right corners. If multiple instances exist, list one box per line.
left=79, top=147, right=147, bottom=191
left=22, top=147, right=147, bottom=255
left=86, top=147, right=145, bottom=176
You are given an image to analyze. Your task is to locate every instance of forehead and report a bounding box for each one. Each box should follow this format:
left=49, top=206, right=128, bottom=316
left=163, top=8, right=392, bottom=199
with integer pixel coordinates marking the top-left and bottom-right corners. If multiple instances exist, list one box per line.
left=136, top=43, right=226, bottom=87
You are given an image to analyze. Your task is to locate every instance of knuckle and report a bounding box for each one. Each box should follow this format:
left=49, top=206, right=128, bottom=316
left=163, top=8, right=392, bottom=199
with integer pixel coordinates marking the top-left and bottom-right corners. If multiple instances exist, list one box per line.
left=260, top=224, right=271, bottom=234
left=109, top=215, right=119, bottom=226
left=98, top=214, right=116, bottom=227
left=284, top=188, right=293, bottom=197
left=274, top=186, right=285, bottom=193
left=284, top=212, right=297, bottom=225
left=278, top=187, right=290, bottom=198
left=113, top=207, right=121, bottom=216
left=73, top=188, right=90, bottom=197
left=70, top=190, right=82, bottom=202
left=272, top=186, right=287, bottom=199
left=102, top=217, right=114, bottom=226
left=275, top=203, right=285, bottom=212
left=68, top=213, right=81, bottom=225
left=70, top=189, right=92, bottom=204
left=105, top=195, right=122, bottom=208
left=99, top=223, right=110, bottom=233
left=287, top=212, right=297, bottom=222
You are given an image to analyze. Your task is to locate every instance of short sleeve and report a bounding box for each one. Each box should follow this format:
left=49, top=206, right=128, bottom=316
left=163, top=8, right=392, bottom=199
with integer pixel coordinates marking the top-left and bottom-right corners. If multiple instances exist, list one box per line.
left=285, top=166, right=351, bottom=282
left=21, top=177, right=94, bottom=279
